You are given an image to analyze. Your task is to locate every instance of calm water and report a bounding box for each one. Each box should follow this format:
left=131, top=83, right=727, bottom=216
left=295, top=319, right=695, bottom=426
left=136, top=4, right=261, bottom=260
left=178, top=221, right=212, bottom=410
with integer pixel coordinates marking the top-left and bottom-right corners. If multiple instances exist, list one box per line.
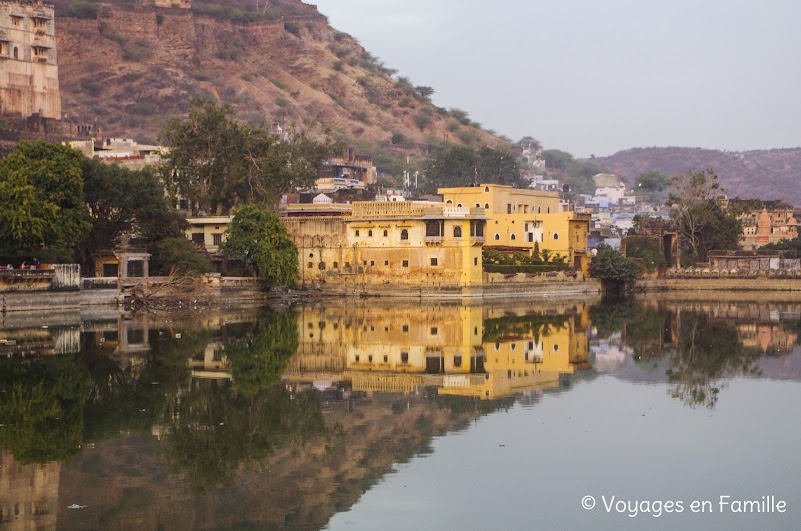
left=1, top=297, right=800, bottom=530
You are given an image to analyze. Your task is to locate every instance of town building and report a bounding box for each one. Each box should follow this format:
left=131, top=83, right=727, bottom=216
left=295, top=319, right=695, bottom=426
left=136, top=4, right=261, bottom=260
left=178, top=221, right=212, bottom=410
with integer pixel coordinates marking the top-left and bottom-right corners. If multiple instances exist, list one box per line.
left=438, top=184, right=591, bottom=272
left=282, top=201, right=486, bottom=287
left=185, top=215, right=233, bottom=255
left=0, top=0, right=61, bottom=119
left=726, top=199, right=799, bottom=249
left=316, top=146, right=377, bottom=192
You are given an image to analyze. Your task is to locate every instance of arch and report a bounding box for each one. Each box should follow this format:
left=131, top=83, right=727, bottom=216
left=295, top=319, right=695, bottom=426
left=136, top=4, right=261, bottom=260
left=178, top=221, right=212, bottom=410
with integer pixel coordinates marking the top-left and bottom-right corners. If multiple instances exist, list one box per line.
left=485, top=203, right=489, bottom=209
left=446, top=199, right=453, bottom=205
left=383, top=230, right=388, bottom=237
left=484, top=186, right=490, bottom=192
left=453, top=226, right=462, bottom=238
left=553, top=233, right=559, bottom=240
left=494, top=234, right=500, bottom=241
left=355, top=230, right=360, bottom=237
left=475, top=203, right=481, bottom=208
left=510, top=234, right=516, bottom=241
left=457, top=203, right=462, bottom=207
left=400, top=229, right=409, bottom=240
left=368, top=230, right=373, bottom=237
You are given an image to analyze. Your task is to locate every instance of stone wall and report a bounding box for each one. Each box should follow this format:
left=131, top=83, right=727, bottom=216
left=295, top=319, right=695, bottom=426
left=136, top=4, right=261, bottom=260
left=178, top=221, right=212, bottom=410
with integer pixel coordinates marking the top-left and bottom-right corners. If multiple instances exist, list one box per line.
left=639, top=277, right=801, bottom=293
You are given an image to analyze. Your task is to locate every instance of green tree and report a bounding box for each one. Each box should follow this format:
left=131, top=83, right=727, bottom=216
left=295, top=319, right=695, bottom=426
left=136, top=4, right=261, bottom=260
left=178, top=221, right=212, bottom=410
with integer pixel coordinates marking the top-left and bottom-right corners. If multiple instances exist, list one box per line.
left=589, top=244, right=638, bottom=292
left=80, top=158, right=189, bottom=271
left=423, top=144, right=524, bottom=193
left=154, top=237, right=213, bottom=276
left=161, top=99, right=333, bottom=214
left=635, top=170, right=669, bottom=195
left=667, top=170, right=741, bottom=265
left=0, top=141, right=91, bottom=260
left=221, top=204, right=298, bottom=286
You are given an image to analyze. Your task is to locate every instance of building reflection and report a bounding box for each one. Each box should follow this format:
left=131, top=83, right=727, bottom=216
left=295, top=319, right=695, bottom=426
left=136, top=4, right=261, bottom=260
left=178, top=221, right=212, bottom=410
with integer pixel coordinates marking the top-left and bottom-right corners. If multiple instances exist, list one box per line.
left=287, top=303, right=592, bottom=399
left=0, top=452, right=59, bottom=530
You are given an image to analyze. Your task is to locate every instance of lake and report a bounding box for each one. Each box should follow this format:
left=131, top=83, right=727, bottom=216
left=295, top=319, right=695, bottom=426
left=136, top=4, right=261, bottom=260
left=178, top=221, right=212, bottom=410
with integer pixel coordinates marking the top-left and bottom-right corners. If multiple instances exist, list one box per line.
left=1, top=296, right=800, bottom=530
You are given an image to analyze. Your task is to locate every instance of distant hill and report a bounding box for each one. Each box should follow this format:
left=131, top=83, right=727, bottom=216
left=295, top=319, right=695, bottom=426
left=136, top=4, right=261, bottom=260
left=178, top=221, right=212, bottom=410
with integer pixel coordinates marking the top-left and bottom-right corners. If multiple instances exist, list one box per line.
left=586, top=147, right=801, bottom=205
left=52, top=0, right=502, bottom=173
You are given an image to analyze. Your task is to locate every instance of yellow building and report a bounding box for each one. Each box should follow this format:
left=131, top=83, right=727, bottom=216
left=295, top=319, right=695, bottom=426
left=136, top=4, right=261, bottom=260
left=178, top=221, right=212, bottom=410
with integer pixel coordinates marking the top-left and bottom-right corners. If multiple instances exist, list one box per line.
left=439, top=184, right=591, bottom=273
left=283, top=201, right=486, bottom=286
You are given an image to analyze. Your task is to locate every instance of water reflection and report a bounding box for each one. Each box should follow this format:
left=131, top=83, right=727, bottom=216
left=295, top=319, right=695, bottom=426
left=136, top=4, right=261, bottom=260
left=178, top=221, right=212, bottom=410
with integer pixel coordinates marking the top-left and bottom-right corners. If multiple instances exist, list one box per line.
left=0, top=298, right=800, bottom=528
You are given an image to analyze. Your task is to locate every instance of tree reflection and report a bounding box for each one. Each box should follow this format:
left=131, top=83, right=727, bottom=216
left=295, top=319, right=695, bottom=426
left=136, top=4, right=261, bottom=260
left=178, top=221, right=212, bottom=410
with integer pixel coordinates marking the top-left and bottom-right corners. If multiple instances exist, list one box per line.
left=666, top=313, right=757, bottom=409
left=163, top=311, right=325, bottom=491
left=0, top=355, right=93, bottom=463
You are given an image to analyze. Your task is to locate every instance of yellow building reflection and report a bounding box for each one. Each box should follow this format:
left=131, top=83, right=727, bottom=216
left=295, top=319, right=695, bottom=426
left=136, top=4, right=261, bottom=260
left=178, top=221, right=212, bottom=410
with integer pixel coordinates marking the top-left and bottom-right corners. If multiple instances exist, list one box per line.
left=287, top=303, right=591, bottom=399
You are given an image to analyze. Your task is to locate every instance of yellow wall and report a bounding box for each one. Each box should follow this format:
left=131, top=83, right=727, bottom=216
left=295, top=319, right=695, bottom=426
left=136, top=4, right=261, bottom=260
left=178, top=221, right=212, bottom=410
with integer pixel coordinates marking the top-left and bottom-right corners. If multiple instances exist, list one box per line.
left=439, top=185, right=590, bottom=272
left=185, top=216, right=233, bottom=254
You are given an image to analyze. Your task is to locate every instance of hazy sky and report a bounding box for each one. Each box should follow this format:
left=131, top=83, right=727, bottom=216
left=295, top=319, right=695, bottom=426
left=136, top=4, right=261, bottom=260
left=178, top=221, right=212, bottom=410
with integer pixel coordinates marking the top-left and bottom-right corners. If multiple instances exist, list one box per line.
left=314, top=0, right=801, bottom=157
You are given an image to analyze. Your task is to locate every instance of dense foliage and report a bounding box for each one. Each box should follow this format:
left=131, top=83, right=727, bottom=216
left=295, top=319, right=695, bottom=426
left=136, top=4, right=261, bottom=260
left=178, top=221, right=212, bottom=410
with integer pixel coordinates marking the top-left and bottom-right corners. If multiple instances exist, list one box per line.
left=161, top=99, right=334, bottom=215
left=0, top=141, right=91, bottom=262
left=588, top=244, right=638, bottom=289
left=422, top=144, right=525, bottom=193
left=222, top=204, right=299, bottom=286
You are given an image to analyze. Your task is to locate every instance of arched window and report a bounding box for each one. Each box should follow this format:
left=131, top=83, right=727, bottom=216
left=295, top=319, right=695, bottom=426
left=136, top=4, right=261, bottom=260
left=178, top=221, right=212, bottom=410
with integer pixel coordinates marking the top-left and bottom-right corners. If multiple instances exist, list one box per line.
left=484, top=186, right=490, bottom=192
left=355, top=230, right=360, bottom=237
left=400, top=229, right=409, bottom=240
left=475, top=203, right=480, bottom=208
left=553, top=233, right=559, bottom=240
left=494, top=234, right=500, bottom=241
left=453, top=226, right=462, bottom=238
left=333, top=261, right=339, bottom=269
left=368, top=230, right=373, bottom=237
left=13, top=47, right=18, bottom=60
left=446, top=199, right=453, bottom=205
left=485, top=203, right=489, bottom=209
left=457, top=203, right=462, bottom=207
left=383, top=230, right=388, bottom=237
left=511, top=234, right=516, bottom=241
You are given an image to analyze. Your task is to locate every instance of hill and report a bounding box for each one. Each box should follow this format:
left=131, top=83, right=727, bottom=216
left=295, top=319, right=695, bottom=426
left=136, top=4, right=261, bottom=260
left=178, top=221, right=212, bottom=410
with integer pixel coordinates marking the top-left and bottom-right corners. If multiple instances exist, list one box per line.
left=587, top=147, right=801, bottom=204
left=53, top=0, right=503, bottom=174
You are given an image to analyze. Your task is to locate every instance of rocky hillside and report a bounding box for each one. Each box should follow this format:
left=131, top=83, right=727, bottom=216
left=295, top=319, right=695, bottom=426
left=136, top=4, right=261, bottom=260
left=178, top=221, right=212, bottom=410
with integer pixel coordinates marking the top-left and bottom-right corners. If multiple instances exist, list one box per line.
left=588, top=147, right=801, bottom=204
left=53, top=0, right=502, bottom=171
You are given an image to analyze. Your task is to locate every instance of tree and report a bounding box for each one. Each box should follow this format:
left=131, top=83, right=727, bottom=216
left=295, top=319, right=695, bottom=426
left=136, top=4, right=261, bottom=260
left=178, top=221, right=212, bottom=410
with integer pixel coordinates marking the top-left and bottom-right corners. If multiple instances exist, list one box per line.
left=423, top=144, right=525, bottom=193
left=161, top=99, right=334, bottom=214
left=667, top=169, right=741, bottom=265
left=0, top=141, right=91, bottom=260
left=589, top=244, right=638, bottom=293
left=80, top=158, right=189, bottom=271
left=154, top=237, right=213, bottom=276
left=221, top=205, right=298, bottom=286
left=635, top=170, right=669, bottom=195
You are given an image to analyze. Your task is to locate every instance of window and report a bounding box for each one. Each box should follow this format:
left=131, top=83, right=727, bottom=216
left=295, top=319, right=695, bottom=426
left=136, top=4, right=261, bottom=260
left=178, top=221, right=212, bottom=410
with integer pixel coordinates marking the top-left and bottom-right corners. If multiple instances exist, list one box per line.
left=553, top=233, right=559, bottom=240
left=454, top=226, right=462, bottom=238
left=368, top=230, right=373, bottom=237
left=355, top=230, right=360, bottom=237
left=402, top=260, right=409, bottom=267
left=319, top=262, right=326, bottom=270
left=369, top=260, right=375, bottom=266
left=474, top=257, right=478, bottom=266
left=457, top=203, right=462, bottom=207
left=401, top=229, right=408, bottom=240
left=384, top=355, right=388, bottom=362
left=430, top=258, right=438, bottom=266
left=333, top=261, right=339, bottom=269
left=307, top=262, right=313, bottom=269
left=403, top=325, right=409, bottom=332
left=524, top=205, right=529, bottom=213
left=494, top=234, right=500, bottom=241
left=431, top=327, right=438, bottom=335
left=528, top=233, right=534, bottom=242
left=425, top=220, right=442, bottom=237
left=383, top=230, right=388, bottom=237
left=355, top=355, right=360, bottom=362
left=309, top=253, right=314, bottom=258
left=446, top=199, right=453, bottom=205
left=191, top=233, right=204, bottom=244
left=507, top=204, right=512, bottom=214
left=13, top=46, right=18, bottom=60
left=484, top=186, right=490, bottom=192
left=511, top=234, right=516, bottom=241
left=454, top=355, right=462, bottom=367
left=401, top=351, right=409, bottom=363
left=384, top=260, right=389, bottom=266
left=511, top=343, right=517, bottom=350
left=212, top=233, right=223, bottom=246
left=553, top=344, right=559, bottom=352
left=485, top=203, right=489, bottom=209
left=547, top=207, right=551, bottom=213
left=476, top=203, right=480, bottom=208
left=368, top=355, right=373, bottom=362
left=538, top=206, right=541, bottom=214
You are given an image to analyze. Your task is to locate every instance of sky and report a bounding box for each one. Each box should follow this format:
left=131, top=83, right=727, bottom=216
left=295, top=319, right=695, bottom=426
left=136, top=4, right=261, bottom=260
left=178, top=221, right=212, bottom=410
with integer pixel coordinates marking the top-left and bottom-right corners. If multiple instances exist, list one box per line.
left=314, top=0, right=801, bottom=157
